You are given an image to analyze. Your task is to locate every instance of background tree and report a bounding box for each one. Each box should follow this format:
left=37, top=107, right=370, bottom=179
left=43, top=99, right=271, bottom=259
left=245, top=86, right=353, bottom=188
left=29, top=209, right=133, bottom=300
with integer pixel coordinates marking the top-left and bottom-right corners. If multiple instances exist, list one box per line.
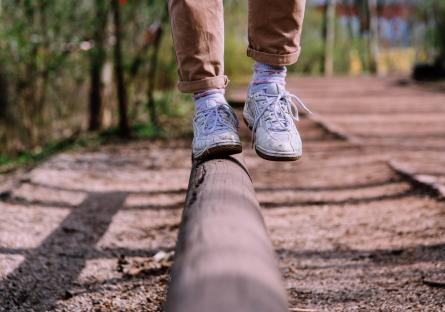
left=111, top=0, right=129, bottom=136
left=367, top=0, right=379, bottom=73
left=428, top=0, right=445, bottom=67
left=323, top=0, right=337, bottom=76
left=146, top=4, right=169, bottom=129
left=88, top=0, right=109, bottom=131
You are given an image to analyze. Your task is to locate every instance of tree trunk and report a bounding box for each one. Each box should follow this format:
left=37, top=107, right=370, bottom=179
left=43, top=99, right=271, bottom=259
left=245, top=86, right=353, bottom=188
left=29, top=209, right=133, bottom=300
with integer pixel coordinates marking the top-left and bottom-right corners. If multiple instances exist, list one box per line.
left=0, top=63, right=8, bottom=120
left=111, top=0, right=130, bottom=137
left=146, top=6, right=169, bottom=128
left=324, top=0, right=336, bottom=76
left=432, top=2, right=445, bottom=68
left=344, top=0, right=354, bottom=39
left=146, top=28, right=161, bottom=128
left=367, top=0, right=379, bottom=74
left=89, top=0, right=108, bottom=131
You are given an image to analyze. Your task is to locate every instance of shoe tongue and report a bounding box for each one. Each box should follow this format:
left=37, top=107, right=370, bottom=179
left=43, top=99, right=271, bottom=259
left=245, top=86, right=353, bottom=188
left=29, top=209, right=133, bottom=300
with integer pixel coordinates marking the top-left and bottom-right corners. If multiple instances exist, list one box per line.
left=252, top=82, right=283, bottom=95
left=203, top=99, right=221, bottom=109
left=264, top=83, right=281, bottom=94
left=195, top=93, right=227, bottom=110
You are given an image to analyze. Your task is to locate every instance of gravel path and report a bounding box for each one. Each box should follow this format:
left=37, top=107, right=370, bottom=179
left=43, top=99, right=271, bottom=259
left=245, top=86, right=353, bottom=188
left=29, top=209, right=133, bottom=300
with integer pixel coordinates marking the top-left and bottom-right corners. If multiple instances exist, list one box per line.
left=1, top=77, right=444, bottom=311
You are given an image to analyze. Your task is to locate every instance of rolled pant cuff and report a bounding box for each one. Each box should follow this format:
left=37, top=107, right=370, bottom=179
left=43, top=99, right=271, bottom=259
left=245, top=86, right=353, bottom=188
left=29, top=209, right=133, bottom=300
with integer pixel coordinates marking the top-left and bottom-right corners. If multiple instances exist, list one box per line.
left=247, top=47, right=301, bottom=66
left=177, top=75, right=229, bottom=93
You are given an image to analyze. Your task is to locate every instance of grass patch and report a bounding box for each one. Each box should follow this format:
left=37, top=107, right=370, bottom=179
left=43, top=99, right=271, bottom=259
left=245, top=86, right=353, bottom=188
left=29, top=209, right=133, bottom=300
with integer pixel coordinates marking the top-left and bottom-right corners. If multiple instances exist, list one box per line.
left=99, top=121, right=165, bottom=140
left=0, top=123, right=160, bottom=174
left=0, top=133, right=82, bottom=173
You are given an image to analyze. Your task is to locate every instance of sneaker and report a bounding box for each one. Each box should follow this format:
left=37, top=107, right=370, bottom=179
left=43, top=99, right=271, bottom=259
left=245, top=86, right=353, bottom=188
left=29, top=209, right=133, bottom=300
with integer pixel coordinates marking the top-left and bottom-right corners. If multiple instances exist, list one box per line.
left=243, top=83, right=311, bottom=161
left=192, top=96, right=242, bottom=160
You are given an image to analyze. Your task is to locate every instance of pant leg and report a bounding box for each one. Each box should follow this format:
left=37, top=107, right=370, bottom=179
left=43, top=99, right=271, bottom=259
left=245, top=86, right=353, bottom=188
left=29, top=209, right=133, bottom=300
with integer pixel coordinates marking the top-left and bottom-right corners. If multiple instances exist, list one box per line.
left=168, top=0, right=227, bottom=93
left=247, top=0, right=306, bottom=66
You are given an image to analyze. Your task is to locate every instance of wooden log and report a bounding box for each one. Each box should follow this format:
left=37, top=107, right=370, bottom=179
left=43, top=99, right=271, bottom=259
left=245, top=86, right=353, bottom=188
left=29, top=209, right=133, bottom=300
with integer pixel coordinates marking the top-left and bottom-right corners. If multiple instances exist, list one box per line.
left=165, top=154, right=288, bottom=312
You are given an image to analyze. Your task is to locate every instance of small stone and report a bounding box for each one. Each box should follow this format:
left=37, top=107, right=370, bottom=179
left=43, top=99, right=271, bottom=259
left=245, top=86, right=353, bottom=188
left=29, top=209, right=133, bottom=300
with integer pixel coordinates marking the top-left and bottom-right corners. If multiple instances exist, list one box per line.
left=153, top=251, right=168, bottom=262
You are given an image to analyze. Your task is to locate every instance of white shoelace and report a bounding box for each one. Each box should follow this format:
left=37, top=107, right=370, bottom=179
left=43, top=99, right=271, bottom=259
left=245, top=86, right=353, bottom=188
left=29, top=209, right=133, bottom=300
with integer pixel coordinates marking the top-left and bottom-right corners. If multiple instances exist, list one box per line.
left=194, top=104, right=239, bottom=136
left=251, top=90, right=311, bottom=146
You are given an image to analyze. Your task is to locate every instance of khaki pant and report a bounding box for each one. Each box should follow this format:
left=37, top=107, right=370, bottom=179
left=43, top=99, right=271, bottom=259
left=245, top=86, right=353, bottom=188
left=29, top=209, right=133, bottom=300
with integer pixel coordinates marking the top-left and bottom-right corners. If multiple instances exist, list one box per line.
left=168, top=0, right=306, bottom=93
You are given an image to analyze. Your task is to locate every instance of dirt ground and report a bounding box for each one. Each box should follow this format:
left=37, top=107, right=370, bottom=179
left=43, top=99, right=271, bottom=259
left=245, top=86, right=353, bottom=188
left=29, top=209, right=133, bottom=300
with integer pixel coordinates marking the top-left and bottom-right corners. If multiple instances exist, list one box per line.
left=1, top=77, right=444, bottom=311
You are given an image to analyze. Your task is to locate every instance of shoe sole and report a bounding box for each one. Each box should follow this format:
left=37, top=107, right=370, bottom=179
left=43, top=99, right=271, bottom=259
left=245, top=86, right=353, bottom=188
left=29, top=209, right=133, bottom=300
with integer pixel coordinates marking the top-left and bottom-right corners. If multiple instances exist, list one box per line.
left=243, top=115, right=301, bottom=162
left=193, top=143, right=242, bottom=161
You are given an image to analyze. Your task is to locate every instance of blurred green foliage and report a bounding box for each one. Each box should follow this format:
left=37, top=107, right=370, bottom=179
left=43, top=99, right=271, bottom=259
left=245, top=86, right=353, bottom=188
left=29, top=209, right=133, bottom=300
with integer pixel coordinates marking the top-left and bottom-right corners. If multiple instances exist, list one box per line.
left=420, top=0, right=445, bottom=64
left=0, top=132, right=80, bottom=173
left=0, top=0, right=177, bottom=156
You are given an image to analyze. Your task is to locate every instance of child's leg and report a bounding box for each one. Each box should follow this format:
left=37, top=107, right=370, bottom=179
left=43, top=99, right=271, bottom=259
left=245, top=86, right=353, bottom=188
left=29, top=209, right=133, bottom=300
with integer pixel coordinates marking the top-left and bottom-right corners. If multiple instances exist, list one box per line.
left=168, top=0, right=241, bottom=160
left=244, top=0, right=308, bottom=161
left=168, top=0, right=227, bottom=93
left=247, top=0, right=306, bottom=67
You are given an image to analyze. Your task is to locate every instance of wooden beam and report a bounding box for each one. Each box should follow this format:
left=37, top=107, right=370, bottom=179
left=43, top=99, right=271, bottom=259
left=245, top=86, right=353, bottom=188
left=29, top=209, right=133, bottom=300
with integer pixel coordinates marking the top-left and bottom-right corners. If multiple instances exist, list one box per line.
left=165, top=154, right=288, bottom=312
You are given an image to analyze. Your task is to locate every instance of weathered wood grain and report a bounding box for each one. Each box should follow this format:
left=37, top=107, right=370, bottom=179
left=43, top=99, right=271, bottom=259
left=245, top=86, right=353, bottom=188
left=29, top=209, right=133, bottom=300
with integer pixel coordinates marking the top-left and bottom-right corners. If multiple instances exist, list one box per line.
left=165, top=154, right=288, bottom=312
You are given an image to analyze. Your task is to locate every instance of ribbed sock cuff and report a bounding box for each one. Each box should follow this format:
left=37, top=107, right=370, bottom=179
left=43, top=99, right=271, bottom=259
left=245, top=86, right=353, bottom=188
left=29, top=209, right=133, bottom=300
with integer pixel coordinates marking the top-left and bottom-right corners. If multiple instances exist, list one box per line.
left=193, top=88, right=225, bottom=101
left=252, top=62, right=287, bottom=85
left=194, top=89, right=227, bottom=111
